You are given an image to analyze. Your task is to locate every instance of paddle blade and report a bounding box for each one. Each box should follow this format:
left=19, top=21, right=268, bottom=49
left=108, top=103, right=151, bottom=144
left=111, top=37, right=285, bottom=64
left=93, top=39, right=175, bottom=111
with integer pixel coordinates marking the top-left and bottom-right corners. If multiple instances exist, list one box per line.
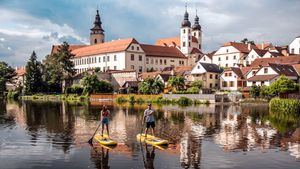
left=88, top=138, right=93, bottom=145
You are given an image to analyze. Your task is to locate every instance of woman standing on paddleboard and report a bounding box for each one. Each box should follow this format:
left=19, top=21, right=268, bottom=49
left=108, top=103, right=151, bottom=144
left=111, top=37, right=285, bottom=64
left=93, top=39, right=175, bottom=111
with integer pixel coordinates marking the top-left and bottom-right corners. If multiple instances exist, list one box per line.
left=101, top=105, right=110, bottom=137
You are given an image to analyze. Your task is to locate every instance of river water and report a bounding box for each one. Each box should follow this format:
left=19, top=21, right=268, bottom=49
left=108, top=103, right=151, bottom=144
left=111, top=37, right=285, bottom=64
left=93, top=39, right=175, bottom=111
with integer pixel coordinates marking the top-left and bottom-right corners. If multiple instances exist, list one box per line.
left=0, top=100, right=299, bottom=169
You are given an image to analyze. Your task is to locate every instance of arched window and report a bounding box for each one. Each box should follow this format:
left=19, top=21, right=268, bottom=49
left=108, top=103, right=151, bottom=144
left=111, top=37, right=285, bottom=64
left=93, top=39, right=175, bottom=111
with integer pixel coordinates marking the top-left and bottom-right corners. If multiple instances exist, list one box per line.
left=94, top=39, right=97, bottom=44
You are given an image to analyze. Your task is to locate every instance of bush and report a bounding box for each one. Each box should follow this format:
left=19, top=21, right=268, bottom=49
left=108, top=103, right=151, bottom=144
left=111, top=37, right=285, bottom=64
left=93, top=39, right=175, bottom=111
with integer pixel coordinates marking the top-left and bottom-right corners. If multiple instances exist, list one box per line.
left=136, top=97, right=145, bottom=104
left=177, top=97, right=192, bottom=106
left=269, top=98, right=300, bottom=115
left=129, top=95, right=135, bottom=104
left=66, top=85, right=84, bottom=95
left=191, top=80, right=203, bottom=89
left=187, top=87, right=199, bottom=94
left=250, top=85, right=260, bottom=98
left=7, top=91, right=20, bottom=100
left=116, top=96, right=127, bottom=103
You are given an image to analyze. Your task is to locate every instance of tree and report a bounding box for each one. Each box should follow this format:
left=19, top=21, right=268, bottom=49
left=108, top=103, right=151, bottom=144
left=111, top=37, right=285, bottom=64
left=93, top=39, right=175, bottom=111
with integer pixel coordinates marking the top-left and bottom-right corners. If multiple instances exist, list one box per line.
left=138, top=78, right=164, bottom=94
left=191, top=80, right=203, bottom=89
left=81, top=74, right=113, bottom=95
left=24, top=51, right=43, bottom=94
left=168, top=76, right=185, bottom=91
left=250, top=85, right=260, bottom=98
left=56, top=42, right=76, bottom=78
left=0, top=61, right=16, bottom=95
left=241, top=38, right=255, bottom=45
left=269, top=76, right=297, bottom=96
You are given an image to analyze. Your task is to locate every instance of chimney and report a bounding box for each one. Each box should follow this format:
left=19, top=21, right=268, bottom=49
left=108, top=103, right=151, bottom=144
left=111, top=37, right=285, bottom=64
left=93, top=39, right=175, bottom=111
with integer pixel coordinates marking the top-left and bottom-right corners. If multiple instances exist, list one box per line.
left=248, top=43, right=251, bottom=51
left=261, top=43, right=264, bottom=49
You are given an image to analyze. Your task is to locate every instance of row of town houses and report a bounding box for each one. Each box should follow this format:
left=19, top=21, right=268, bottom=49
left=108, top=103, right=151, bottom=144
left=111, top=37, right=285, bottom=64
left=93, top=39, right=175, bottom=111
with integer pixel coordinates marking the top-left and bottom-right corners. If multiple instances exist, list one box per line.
left=11, top=9, right=300, bottom=93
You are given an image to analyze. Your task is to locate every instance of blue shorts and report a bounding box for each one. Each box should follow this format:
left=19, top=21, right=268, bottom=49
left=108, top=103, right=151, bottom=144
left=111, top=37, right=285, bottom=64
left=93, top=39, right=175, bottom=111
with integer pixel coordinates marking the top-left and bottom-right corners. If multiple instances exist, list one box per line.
left=102, top=117, right=109, bottom=124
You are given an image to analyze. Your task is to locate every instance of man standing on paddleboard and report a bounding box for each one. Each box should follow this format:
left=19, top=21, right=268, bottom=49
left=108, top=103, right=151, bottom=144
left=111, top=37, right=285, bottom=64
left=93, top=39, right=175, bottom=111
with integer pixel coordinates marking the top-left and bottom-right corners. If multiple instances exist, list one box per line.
left=143, top=103, right=155, bottom=137
left=101, top=105, right=110, bottom=138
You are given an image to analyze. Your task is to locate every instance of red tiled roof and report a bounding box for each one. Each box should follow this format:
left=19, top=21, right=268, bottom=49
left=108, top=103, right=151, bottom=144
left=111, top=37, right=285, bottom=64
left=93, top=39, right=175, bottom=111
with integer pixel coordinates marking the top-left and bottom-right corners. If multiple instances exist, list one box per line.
left=139, top=71, right=160, bottom=80
left=72, top=38, right=138, bottom=58
left=256, top=43, right=272, bottom=50
left=223, top=42, right=257, bottom=53
left=247, top=74, right=278, bottom=81
left=51, top=44, right=87, bottom=55
left=15, top=67, right=25, bottom=76
left=240, top=67, right=253, bottom=75
left=192, top=36, right=198, bottom=43
left=231, top=67, right=244, bottom=78
left=292, top=64, right=300, bottom=75
left=250, top=55, right=300, bottom=67
left=252, top=49, right=268, bottom=56
left=155, top=37, right=180, bottom=47
left=140, top=44, right=186, bottom=59
left=191, top=48, right=202, bottom=54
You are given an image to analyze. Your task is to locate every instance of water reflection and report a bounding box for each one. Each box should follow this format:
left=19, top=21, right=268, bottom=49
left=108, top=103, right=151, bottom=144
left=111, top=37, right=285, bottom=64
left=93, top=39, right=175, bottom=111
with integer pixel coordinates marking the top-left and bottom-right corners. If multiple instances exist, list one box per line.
left=0, top=100, right=299, bottom=169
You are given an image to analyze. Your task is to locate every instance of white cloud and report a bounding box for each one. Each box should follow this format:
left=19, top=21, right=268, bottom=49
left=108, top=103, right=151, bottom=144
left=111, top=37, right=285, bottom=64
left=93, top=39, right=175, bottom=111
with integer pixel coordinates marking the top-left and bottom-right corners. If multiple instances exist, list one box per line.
left=0, top=37, right=4, bottom=42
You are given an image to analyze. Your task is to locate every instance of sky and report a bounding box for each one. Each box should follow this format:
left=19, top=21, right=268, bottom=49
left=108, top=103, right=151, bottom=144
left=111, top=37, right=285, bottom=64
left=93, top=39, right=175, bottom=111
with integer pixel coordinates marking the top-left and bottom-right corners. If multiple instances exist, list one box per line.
left=0, top=0, right=300, bottom=66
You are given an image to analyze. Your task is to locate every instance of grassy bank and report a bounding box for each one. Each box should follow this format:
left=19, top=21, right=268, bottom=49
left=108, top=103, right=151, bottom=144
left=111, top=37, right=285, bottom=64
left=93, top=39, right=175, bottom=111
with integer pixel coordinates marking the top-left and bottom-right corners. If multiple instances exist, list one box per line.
left=240, top=98, right=269, bottom=104
left=115, top=95, right=210, bottom=107
left=269, top=98, right=300, bottom=115
left=22, top=94, right=89, bottom=102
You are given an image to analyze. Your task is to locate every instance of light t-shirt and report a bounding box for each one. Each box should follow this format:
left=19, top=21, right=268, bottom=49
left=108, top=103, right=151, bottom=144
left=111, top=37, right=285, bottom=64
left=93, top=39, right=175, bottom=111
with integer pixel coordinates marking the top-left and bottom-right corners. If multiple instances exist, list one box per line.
left=144, top=109, right=155, bottom=122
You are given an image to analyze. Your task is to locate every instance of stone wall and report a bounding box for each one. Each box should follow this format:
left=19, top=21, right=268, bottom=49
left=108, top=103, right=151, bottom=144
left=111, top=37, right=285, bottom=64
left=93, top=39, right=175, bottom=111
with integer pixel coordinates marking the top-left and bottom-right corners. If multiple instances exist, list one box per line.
left=163, top=94, right=216, bottom=103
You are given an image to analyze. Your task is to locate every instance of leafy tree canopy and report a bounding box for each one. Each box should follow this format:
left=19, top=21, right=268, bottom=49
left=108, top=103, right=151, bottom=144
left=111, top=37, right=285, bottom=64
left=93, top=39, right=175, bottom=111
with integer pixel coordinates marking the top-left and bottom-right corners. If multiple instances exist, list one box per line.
left=0, top=61, right=16, bottom=95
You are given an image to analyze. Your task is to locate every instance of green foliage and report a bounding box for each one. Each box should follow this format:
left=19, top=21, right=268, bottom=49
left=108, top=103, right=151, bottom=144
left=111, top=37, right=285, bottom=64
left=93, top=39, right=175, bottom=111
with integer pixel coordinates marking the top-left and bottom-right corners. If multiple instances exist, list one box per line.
left=249, top=85, right=260, bottom=98
left=81, top=74, right=113, bottom=95
left=65, top=85, right=83, bottom=95
left=7, top=91, right=20, bottom=100
left=186, top=87, right=200, bottom=94
left=138, top=78, right=164, bottom=94
left=94, top=67, right=100, bottom=73
left=269, top=76, right=297, bottom=96
left=0, top=61, right=15, bottom=95
left=168, top=76, right=185, bottom=91
left=269, top=98, right=300, bottom=115
left=176, top=97, right=192, bottom=106
left=191, top=80, right=203, bottom=89
left=129, top=95, right=135, bottom=104
left=116, top=96, right=127, bottom=103
left=24, top=51, right=44, bottom=95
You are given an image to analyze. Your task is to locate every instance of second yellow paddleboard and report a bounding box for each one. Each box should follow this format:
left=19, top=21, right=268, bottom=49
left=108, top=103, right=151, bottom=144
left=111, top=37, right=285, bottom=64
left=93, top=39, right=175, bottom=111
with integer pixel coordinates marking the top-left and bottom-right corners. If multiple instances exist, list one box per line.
left=136, top=134, right=169, bottom=146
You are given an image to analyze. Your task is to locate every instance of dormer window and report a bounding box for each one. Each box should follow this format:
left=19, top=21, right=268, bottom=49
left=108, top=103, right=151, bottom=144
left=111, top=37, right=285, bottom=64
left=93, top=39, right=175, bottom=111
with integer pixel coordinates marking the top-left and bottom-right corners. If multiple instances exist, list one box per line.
left=131, top=46, right=134, bottom=50
left=94, top=39, right=97, bottom=44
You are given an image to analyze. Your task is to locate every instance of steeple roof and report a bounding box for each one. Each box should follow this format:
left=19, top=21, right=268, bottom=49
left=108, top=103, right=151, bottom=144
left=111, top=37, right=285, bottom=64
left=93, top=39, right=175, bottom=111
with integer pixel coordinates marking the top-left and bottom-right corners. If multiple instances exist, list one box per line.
left=91, top=10, right=104, bottom=33
left=181, top=4, right=191, bottom=28
left=192, top=10, right=201, bottom=30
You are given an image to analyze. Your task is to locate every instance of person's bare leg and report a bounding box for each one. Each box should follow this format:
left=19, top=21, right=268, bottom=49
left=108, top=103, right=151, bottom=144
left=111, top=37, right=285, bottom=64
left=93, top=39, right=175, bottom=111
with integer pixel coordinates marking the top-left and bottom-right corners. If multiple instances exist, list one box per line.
left=106, top=124, right=109, bottom=137
left=101, top=123, right=104, bottom=137
left=144, top=128, right=148, bottom=138
left=152, top=127, right=155, bottom=137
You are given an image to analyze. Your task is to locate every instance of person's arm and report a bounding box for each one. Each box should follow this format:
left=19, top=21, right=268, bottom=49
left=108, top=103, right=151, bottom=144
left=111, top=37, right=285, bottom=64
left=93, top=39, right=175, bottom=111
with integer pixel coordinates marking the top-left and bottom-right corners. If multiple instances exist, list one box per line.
left=142, top=110, right=146, bottom=125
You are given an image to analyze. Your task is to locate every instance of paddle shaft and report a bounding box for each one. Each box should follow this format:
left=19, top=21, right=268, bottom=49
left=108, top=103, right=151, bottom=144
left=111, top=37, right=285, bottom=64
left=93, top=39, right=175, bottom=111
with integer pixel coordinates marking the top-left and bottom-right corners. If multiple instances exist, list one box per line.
left=89, top=123, right=101, bottom=143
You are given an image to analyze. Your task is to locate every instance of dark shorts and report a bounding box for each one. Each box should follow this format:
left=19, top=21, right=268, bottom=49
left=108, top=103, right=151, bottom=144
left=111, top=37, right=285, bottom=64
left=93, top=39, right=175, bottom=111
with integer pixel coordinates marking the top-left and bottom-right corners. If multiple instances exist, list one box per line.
left=102, top=117, right=109, bottom=125
left=146, top=122, right=155, bottom=128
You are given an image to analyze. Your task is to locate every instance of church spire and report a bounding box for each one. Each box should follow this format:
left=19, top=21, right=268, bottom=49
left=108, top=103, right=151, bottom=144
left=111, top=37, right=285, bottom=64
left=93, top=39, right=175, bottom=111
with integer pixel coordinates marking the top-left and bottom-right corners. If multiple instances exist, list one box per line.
left=91, top=9, right=104, bottom=34
left=192, top=9, right=201, bottom=30
left=181, top=3, right=191, bottom=27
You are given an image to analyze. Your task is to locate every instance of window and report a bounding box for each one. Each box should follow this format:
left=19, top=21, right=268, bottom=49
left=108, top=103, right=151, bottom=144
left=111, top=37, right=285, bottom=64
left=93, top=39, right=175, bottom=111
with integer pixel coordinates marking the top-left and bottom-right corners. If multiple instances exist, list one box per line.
left=99, top=57, right=101, bottom=63
left=209, top=74, right=213, bottom=79
left=226, top=49, right=229, bottom=53
left=230, top=81, right=234, bottom=87
left=107, top=66, right=110, bottom=70
left=139, top=55, right=142, bottom=61
left=226, top=56, right=228, bottom=60
left=151, top=59, right=154, bottom=64
left=194, top=32, right=196, bottom=36
left=170, top=60, right=174, bottom=62
left=131, top=46, right=134, bottom=50
left=198, top=66, right=200, bottom=69
left=188, top=29, right=191, bottom=33
left=188, top=36, right=191, bottom=40
left=146, top=58, right=149, bottom=64
left=183, top=29, right=186, bottom=33
left=222, top=81, right=227, bottom=87
left=164, top=59, right=167, bottom=65
left=233, top=55, right=236, bottom=59
left=155, top=59, right=158, bottom=65
left=215, top=74, right=218, bottom=79
left=203, top=57, right=206, bottom=61
left=131, top=54, right=134, bottom=61
left=137, top=46, right=139, bottom=51
left=160, top=59, right=162, bottom=65
left=218, top=57, right=221, bottom=61
left=291, top=48, right=295, bottom=54
left=114, top=55, right=117, bottom=61
left=210, top=83, right=212, bottom=88
left=215, top=83, right=218, bottom=87
left=225, top=73, right=228, bottom=77
left=131, top=65, right=134, bottom=70
left=94, top=39, right=97, bottom=44
left=183, top=42, right=186, bottom=47
left=261, top=81, right=265, bottom=85
left=253, top=81, right=256, bottom=85
left=264, top=68, right=268, bottom=74
left=114, top=66, right=117, bottom=70
left=107, top=55, right=110, bottom=62
left=139, top=66, right=142, bottom=72
left=226, top=64, right=228, bottom=67
left=229, top=72, right=232, bottom=76
left=188, top=42, right=191, bottom=47
left=103, top=56, right=106, bottom=62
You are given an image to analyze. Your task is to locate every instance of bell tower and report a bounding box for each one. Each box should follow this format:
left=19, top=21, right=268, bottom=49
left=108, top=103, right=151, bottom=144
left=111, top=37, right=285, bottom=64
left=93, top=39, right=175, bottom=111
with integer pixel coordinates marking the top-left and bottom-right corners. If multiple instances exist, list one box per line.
left=90, top=9, right=105, bottom=45
left=180, top=4, right=192, bottom=55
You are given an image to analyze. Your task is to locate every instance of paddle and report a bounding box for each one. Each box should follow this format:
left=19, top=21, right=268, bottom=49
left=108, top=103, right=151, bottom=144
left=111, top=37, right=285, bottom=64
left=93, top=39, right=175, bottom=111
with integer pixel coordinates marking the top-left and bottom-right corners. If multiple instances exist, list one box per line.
left=88, top=122, right=101, bottom=145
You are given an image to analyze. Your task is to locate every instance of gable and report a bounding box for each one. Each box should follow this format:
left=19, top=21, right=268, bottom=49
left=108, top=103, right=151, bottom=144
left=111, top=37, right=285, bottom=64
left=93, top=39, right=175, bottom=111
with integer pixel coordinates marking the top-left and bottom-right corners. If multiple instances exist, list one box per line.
left=214, top=46, right=240, bottom=55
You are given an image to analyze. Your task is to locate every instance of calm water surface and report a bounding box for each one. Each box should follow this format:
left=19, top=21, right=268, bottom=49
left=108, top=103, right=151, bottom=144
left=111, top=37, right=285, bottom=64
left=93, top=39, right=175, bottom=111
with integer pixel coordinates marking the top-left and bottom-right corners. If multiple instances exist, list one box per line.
left=0, top=100, right=299, bottom=169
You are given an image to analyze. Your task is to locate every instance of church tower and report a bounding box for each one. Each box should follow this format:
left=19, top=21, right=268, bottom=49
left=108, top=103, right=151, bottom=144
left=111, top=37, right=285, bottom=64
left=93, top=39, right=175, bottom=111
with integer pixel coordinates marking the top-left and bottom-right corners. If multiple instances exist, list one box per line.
left=192, top=10, right=202, bottom=50
left=90, top=9, right=104, bottom=45
left=180, top=5, right=192, bottom=55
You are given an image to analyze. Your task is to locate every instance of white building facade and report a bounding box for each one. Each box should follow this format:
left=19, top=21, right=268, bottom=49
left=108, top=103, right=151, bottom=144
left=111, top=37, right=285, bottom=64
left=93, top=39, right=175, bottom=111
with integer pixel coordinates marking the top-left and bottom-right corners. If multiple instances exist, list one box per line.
left=289, top=36, right=300, bottom=55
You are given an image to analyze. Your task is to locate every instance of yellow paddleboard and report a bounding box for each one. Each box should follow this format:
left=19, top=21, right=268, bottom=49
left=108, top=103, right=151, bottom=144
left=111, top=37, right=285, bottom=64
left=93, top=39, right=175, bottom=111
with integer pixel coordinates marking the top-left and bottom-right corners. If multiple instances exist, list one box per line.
left=136, top=134, right=169, bottom=146
left=94, top=134, right=117, bottom=146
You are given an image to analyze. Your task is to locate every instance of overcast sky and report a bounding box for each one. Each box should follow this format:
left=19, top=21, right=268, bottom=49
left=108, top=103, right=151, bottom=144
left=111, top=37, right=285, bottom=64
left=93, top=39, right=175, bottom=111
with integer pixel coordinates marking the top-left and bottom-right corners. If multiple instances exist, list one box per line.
left=0, top=0, right=300, bottom=66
